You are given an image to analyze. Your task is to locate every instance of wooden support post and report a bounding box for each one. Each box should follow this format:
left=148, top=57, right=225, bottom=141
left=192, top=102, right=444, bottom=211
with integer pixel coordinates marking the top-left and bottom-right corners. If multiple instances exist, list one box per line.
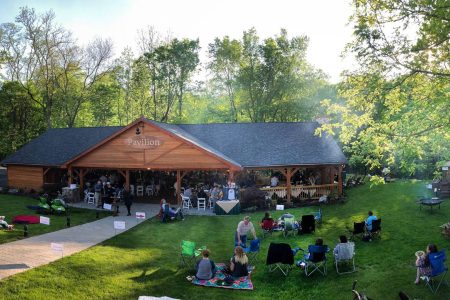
left=286, top=168, right=292, bottom=205
left=79, top=169, right=85, bottom=193
left=125, top=170, right=130, bottom=190
left=68, top=167, right=73, bottom=185
left=338, top=165, right=343, bottom=195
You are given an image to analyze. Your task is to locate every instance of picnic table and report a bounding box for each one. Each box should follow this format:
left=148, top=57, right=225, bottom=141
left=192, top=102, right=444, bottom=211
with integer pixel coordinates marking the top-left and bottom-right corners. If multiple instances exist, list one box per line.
left=418, top=198, right=443, bottom=211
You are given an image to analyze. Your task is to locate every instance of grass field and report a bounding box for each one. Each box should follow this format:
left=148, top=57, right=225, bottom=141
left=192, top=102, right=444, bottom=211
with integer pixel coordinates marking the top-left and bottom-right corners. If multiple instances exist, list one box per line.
left=0, top=181, right=448, bottom=299
left=0, top=194, right=111, bottom=244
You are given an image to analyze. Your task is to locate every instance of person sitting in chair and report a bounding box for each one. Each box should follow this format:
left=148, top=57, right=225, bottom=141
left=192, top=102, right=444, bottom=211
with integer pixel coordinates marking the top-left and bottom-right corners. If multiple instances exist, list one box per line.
left=365, top=211, right=378, bottom=232
left=161, top=199, right=184, bottom=221
left=0, top=216, right=14, bottom=230
left=414, top=244, right=437, bottom=284
left=297, top=238, right=329, bottom=268
left=261, top=212, right=277, bottom=227
left=229, top=246, right=249, bottom=278
left=195, top=249, right=216, bottom=280
left=333, top=235, right=350, bottom=256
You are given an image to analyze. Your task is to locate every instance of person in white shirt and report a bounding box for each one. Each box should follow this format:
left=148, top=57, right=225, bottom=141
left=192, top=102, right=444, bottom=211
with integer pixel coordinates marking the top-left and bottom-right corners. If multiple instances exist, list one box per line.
left=235, top=216, right=257, bottom=247
left=270, top=176, right=279, bottom=187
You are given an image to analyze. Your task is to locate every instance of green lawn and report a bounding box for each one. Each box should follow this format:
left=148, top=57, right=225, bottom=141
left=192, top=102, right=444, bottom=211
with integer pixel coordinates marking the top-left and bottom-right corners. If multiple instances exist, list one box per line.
left=0, top=181, right=449, bottom=299
left=0, top=194, right=111, bottom=244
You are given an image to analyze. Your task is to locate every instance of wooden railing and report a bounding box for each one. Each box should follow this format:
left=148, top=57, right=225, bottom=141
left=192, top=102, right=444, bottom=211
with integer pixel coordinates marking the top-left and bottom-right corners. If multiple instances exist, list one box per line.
left=259, top=183, right=338, bottom=200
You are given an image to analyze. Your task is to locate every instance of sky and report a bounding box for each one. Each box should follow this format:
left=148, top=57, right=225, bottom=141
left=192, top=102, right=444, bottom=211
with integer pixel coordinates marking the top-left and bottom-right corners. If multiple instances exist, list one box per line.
left=0, top=0, right=357, bottom=83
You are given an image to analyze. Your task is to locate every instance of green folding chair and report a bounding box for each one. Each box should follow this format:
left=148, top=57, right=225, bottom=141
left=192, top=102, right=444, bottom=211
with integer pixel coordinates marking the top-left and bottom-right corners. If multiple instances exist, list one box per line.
left=180, top=240, right=203, bottom=269
left=283, top=217, right=296, bottom=238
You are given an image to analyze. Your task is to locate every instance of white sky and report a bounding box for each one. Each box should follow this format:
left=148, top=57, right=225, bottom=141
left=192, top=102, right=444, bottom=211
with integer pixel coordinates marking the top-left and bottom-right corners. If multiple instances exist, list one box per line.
left=0, top=0, right=357, bottom=83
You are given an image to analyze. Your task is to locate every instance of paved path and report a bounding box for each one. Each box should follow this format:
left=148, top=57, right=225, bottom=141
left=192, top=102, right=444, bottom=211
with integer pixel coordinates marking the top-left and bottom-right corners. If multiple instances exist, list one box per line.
left=0, top=203, right=160, bottom=280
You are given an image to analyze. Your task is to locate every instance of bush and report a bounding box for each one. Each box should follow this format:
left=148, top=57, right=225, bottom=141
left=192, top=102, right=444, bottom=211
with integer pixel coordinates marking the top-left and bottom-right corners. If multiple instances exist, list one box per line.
left=240, top=186, right=266, bottom=209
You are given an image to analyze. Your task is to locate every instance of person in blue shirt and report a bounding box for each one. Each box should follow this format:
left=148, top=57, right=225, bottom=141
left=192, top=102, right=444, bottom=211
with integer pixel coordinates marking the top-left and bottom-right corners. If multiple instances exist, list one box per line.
left=365, top=211, right=378, bottom=231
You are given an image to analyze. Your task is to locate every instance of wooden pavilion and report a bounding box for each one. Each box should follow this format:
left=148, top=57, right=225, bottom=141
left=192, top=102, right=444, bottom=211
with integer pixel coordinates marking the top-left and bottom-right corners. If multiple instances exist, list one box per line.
left=1, top=117, right=347, bottom=205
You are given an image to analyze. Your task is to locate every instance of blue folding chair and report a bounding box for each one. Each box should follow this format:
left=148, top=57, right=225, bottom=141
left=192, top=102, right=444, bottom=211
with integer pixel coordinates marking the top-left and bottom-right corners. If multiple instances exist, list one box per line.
left=244, top=239, right=261, bottom=265
left=301, top=245, right=329, bottom=276
left=314, top=207, right=323, bottom=225
left=424, top=250, right=448, bottom=294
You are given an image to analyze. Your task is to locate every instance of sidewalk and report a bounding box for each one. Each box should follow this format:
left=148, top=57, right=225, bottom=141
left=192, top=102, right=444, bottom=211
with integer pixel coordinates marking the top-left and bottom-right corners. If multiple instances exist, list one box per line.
left=0, top=203, right=160, bottom=280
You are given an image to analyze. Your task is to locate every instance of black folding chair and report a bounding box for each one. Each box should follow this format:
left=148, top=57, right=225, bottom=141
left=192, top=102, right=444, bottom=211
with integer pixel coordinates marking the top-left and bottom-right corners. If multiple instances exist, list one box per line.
left=350, top=221, right=365, bottom=241
left=299, top=215, right=315, bottom=234
left=368, top=219, right=382, bottom=239
left=266, top=243, right=294, bottom=276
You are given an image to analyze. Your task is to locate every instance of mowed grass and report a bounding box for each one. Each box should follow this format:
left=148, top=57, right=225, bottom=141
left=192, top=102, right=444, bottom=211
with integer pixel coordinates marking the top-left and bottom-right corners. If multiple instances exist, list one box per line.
left=0, top=181, right=449, bottom=299
left=0, top=194, right=111, bottom=244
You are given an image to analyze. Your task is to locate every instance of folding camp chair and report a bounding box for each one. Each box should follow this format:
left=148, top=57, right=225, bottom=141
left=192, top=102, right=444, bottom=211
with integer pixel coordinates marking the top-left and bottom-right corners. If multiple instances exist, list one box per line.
left=261, top=219, right=275, bottom=238
left=301, top=245, right=329, bottom=276
left=368, top=219, right=381, bottom=239
left=334, top=242, right=356, bottom=274
left=350, top=221, right=365, bottom=241
left=423, top=250, right=449, bottom=294
left=299, top=215, right=315, bottom=234
left=266, top=243, right=294, bottom=276
left=283, top=217, right=296, bottom=238
left=180, top=240, right=203, bottom=269
left=244, top=239, right=261, bottom=265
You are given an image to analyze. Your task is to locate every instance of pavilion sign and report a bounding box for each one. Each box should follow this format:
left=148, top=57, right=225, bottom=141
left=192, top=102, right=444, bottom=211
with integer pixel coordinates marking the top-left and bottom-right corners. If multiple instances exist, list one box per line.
left=125, top=136, right=163, bottom=149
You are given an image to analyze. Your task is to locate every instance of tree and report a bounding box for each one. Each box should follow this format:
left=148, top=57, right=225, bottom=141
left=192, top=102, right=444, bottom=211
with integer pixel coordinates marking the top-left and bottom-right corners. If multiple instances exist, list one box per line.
left=208, top=36, right=242, bottom=122
left=350, top=0, right=450, bottom=79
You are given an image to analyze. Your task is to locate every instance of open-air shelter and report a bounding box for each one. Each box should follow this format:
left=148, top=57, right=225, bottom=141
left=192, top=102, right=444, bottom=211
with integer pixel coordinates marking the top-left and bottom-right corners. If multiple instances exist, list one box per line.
left=1, top=117, right=347, bottom=206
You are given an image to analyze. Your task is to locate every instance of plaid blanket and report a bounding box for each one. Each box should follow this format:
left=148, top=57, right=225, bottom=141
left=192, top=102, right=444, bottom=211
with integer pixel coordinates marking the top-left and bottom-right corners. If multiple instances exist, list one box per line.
left=191, top=263, right=254, bottom=290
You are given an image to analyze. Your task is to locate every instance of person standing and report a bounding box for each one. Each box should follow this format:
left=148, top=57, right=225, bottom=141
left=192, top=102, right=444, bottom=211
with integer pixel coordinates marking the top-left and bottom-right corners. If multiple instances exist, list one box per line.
left=270, top=175, right=279, bottom=187
left=94, top=180, right=102, bottom=208
left=123, top=186, right=133, bottom=216
left=235, top=216, right=257, bottom=247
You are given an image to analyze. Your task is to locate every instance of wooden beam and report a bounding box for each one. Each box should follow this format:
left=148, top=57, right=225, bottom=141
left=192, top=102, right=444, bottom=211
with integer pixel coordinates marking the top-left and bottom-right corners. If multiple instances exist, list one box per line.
left=43, top=168, right=51, bottom=176
left=118, top=170, right=126, bottom=178
left=286, top=168, right=292, bottom=205
left=338, top=165, right=343, bottom=195
left=125, top=170, right=130, bottom=189
left=68, top=167, right=73, bottom=185
left=79, top=169, right=85, bottom=193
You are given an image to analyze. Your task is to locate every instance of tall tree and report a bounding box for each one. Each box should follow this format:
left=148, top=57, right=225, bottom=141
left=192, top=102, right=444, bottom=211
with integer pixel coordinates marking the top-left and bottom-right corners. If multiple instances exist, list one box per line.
left=208, top=36, right=242, bottom=122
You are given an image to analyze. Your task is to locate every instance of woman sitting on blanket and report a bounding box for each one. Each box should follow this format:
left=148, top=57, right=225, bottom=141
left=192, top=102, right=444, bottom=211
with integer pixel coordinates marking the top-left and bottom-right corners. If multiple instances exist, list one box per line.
left=195, top=249, right=216, bottom=280
left=229, top=246, right=249, bottom=278
left=0, top=216, right=14, bottom=230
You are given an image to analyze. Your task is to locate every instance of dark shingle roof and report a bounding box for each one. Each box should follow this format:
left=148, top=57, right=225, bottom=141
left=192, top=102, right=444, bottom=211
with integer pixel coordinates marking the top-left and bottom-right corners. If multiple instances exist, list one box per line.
left=177, top=122, right=346, bottom=167
left=1, top=121, right=346, bottom=167
left=1, top=126, right=123, bottom=166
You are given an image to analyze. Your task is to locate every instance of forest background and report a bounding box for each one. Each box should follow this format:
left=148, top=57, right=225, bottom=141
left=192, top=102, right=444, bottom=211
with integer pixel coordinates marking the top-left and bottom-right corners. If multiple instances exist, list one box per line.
left=0, top=1, right=449, bottom=180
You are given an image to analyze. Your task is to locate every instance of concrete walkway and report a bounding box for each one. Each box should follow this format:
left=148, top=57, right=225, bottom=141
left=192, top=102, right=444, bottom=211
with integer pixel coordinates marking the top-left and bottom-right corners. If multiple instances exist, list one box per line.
left=0, top=203, right=160, bottom=280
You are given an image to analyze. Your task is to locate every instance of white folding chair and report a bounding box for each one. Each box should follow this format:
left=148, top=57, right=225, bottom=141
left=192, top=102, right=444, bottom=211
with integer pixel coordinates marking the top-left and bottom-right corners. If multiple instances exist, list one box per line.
left=146, top=185, right=153, bottom=196
left=136, top=185, right=144, bottom=197
left=334, top=242, right=356, bottom=274
left=182, top=194, right=192, bottom=210
left=87, top=192, right=95, bottom=205
left=197, top=198, right=206, bottom=210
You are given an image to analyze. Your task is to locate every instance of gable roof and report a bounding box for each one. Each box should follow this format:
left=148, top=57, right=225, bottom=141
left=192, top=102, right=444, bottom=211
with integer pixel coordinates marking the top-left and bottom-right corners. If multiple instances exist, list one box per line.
left=1, top=127, right=123, bottom=167
left=1, top=120, right=346, bottom=168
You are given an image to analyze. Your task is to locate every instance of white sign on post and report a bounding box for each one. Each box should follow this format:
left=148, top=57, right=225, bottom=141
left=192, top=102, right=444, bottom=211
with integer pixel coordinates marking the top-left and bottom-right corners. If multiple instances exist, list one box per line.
left=276, top=205, right=285, bottom=211
left=114, top=221, right=126, bottom=230
left=51, top=242, right=64, bottom=258
left=51, top=243, right=63, bottom=252
left=443, top=166, right=449, bottom=171
left=103, top=203, right=112, bottom=210
left=40, top=216, right=50, bottom=225
left=136, top=212, right=146, bottom=220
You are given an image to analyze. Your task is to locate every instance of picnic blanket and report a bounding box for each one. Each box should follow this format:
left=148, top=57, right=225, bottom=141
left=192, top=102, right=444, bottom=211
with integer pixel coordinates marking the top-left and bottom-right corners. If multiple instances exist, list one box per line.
left=192, top=263, right=254, bottom=290
left=12, top=215, right=40, bottom=224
